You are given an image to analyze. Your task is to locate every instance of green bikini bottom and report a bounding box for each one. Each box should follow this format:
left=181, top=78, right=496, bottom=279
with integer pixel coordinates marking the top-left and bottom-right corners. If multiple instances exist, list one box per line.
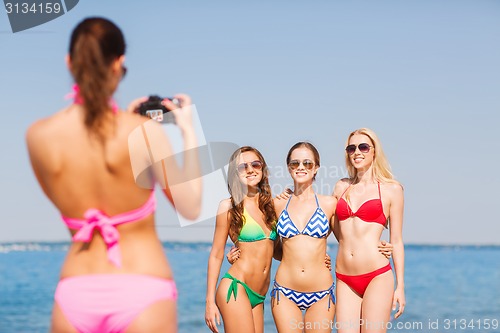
left=223, top=272, right=266, bottom=308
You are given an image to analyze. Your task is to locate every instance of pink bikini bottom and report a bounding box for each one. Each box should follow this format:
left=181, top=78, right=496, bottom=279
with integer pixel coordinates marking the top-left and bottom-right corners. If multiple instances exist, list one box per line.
left=55, top=274, right=177, bottom=333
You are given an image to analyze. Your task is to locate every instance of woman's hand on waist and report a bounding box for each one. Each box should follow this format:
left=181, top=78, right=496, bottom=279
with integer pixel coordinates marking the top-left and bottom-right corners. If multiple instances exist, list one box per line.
left=226, top=246, right=241, bottom=265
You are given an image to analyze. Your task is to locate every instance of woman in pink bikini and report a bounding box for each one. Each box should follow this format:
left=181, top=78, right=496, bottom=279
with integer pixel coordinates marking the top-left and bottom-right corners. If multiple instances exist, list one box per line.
left=333, top=128, right=405, bottom=333
left=26, top=17, right=201, bottom=332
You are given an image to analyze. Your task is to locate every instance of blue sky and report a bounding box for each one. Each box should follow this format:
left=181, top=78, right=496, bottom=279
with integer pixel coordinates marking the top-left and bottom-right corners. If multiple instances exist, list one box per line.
left=1, top=0, right=499, bottom=244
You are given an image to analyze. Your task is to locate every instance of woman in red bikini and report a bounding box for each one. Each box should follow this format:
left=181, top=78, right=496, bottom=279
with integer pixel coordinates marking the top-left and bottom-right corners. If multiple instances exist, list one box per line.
left=333, top=128, right=405, bottom=333
left=26, top=17, right=201, bottom=332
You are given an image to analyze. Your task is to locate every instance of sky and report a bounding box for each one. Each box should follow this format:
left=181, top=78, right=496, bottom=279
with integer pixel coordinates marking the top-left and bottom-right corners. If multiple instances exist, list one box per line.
left=0, top=0, right=499, bottom=244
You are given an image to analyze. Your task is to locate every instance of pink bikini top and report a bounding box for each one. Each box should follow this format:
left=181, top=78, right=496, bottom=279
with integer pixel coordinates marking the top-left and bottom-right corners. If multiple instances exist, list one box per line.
left=66, top=84, right=119, bottom=113
left=336, top=183, right=387, bottom=226
left=61, top=192, right=156, bottom=267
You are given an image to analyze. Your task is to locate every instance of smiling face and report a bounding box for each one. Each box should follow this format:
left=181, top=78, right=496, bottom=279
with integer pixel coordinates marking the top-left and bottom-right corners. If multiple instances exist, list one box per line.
left=236, top=151, right=263, bottom=187
left=288, top=147, right=319, bottom=184
left=347, top=134, right=375, bottom=171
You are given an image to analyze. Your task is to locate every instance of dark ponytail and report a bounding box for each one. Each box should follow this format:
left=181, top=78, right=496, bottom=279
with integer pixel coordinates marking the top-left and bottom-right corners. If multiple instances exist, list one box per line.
left=69, top=17, right=125, bottom=136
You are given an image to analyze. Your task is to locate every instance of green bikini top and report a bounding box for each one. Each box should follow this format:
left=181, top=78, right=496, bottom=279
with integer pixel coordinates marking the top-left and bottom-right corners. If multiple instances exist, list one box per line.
left=238, top=209, right=277, bottom=242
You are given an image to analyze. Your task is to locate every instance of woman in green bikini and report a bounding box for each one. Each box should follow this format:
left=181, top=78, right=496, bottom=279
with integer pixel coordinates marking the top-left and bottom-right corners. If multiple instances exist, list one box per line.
left=205, top=146, right=279, bottom=333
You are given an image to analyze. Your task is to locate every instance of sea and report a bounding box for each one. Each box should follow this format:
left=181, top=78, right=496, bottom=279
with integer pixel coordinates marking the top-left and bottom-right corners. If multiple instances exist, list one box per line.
left=1, top=243, right=499, bottom=333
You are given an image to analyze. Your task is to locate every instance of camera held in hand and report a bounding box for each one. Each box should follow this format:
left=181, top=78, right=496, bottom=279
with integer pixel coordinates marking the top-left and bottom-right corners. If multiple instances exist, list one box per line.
left=138, top=95, right=180, bottom=123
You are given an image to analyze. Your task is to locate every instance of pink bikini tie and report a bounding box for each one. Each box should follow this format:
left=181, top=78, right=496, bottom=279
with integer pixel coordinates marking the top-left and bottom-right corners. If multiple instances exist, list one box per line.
left=62, top=192, right=156, bottom=268
left=71, top=209, right=122, bottom=267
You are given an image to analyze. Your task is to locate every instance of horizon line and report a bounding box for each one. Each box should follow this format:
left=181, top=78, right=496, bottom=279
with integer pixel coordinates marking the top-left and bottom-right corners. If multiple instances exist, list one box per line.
left=1, top=240, right=499, bottom=247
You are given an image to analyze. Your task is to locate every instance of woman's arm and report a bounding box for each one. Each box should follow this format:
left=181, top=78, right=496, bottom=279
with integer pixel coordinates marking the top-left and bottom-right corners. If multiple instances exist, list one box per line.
left=388, top=183, right=405, bottom=319
left=26, top=120, right=53, bottom=200
left=205, top=199, right=231, bottom=333
left=332, top=215, right=340, bottom=242
left=133, top=97, right=202, bottom=220
left=331, top=180, right=348, bottom=241
left=163, top=95, right=202, bottom=219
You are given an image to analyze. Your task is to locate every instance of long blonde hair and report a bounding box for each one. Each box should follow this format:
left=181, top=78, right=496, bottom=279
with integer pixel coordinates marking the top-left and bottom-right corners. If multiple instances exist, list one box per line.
left=345, top=128, right=396, bottom=184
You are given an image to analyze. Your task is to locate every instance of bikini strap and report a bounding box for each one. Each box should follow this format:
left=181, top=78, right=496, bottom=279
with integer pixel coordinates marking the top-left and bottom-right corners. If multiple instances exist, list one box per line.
left=67, top=84, right=119, bottom=114
left=285, top=195, right=293, bottom=210
left=328, top=283, right=336, bottom=310
left=270, top=280, right=281, bottom=305
left=340, top=184, right=351, bottom=199
left=223, top=273, right=240, bottom=303
left=314, top=193, right=320, bottom=207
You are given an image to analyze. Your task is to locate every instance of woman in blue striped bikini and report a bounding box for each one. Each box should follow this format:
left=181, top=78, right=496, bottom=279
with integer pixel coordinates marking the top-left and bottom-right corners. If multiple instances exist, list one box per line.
left=271, top=142, right=337, bottom=333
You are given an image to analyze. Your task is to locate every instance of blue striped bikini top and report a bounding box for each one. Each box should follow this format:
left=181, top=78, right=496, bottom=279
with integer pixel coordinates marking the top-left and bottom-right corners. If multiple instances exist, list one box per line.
left=276, top=194, right=329, bottom=239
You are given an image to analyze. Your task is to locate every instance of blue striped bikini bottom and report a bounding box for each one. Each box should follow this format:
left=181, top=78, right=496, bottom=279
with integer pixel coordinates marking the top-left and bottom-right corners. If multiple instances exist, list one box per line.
left=270, top=280, right=335, bottom=311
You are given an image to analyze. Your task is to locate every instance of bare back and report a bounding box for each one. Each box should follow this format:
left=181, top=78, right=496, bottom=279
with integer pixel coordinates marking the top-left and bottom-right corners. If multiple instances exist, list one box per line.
left=27, top=104, right=172, bottom=278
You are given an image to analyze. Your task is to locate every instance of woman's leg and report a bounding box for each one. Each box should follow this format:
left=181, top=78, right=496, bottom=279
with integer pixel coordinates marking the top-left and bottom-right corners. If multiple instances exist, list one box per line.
left=335, top=279, right=362, bottom=333
left=360, top=270, right=394, bottom=333
left=215, top=278, right=256, bottom=333
left=50, top=303, right=78, bottom=333
left=271, top=291, right=305, bottom=333
left=303, top=295, right=335, bottom=333
left=125, top=300, right=177, bottom=333
left=252, top=303, right=265, bottom=333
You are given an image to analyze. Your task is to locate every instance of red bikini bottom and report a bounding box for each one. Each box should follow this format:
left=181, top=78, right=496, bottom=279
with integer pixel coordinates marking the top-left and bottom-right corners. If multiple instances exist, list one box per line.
left=336, top=263, right=392, bottom=296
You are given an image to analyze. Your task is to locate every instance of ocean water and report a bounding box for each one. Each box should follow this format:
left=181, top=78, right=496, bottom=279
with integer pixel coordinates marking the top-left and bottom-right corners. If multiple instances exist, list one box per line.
left=1, top=243, right=499, bottom=333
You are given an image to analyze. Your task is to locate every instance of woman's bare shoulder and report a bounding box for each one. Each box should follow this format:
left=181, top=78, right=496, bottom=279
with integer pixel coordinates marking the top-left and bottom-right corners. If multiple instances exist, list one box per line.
left=118, top=111, right=154, bottom=130
left=381, top=181, right=404, bottom=200
left=26, top=110, right=67, bottom=148
left=217, top=198, right=232, bottom=213
left=317, top=193, right=336, bottom=204
left=273, top=196, right=287, bottom=212
left=382, top=181, right=404, bottom=192
left=316, top=194, right=337, bottom=212
left=332, top=178, right=351, bottom=197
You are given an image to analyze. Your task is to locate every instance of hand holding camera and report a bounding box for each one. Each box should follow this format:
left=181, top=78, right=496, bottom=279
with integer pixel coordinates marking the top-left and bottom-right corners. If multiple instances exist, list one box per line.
left=137, top=95, right=180, bottom=124
left=128, top=94, right=193, bottom=133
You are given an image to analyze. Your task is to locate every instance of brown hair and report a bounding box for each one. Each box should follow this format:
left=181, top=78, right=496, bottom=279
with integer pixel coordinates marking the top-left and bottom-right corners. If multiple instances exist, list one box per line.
left=286, top=141, right=320, bottom=180
left=69, top=17, right=125, bottom=137
left=227, top=146, right=276, bottom=242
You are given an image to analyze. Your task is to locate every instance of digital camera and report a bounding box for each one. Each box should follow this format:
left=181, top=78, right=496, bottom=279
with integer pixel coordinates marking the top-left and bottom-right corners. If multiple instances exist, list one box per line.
left=138, top=95, right=179, bottom=123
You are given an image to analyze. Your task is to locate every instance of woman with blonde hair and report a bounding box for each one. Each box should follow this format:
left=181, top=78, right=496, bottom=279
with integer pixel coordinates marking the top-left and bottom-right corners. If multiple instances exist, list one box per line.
left=333, top=128, right=405, bottom=333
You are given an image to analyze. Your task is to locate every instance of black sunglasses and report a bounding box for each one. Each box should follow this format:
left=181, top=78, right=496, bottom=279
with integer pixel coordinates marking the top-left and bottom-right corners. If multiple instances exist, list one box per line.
left=237, top=160, right=263, bottom=173
left=121, top=65, right=127, bottom=80
left=346, top=143, right=372, bottom=155
left=288, top=159, right=315, bottom=170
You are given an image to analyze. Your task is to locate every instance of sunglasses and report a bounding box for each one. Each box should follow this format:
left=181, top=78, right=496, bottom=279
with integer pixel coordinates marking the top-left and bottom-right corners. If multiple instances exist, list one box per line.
left=121, top=65, right=127, bottom=80
left=345, top=143, right=372, bottom=155
left=288, top=159, right=315, bottom=170
left=237, top=160, right=263, bottom=173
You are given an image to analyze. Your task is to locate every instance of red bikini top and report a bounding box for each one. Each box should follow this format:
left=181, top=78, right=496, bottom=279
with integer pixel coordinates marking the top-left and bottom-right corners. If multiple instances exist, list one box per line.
left=336, top=182, right=387, bottom=226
